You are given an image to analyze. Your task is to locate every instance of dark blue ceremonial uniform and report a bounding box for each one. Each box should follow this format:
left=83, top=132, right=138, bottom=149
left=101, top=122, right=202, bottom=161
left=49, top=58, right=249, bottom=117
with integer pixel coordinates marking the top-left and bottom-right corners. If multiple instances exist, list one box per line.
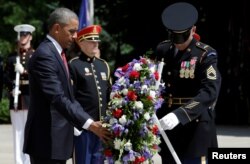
left=4, top=48, right=34, bottom=110
left=155, top=38, right=221, bottom=163
left=69, top=53, right=111, bottom=164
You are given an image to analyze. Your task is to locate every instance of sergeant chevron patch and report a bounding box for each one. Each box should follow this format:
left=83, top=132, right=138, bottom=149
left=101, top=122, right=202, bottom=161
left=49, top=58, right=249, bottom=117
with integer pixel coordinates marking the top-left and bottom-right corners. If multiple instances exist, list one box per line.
left=207, top=65, right=216, bottom=80
left=185, top=101, right=199, bottom=109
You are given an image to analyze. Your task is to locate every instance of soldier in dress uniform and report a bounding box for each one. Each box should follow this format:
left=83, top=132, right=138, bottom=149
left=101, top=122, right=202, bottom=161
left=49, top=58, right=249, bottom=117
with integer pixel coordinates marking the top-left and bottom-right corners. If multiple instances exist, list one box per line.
left=4, top=24, right=35, bottom=164
left=68, top=25, right=111, bottom=164
left=155, top=2, right=222, bottom=164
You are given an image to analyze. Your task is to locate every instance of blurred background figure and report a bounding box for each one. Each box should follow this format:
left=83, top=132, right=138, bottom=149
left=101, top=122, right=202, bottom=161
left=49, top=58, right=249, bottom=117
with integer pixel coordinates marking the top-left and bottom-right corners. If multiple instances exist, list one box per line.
left=0, top=55, right=3, bottom=101
left=4, top=24, right=35, bottom=164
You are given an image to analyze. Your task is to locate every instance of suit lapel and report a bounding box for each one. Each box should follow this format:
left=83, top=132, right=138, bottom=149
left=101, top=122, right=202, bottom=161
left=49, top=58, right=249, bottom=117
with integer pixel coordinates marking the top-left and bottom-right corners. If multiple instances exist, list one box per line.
left=47, top=41, right=74, bottom=98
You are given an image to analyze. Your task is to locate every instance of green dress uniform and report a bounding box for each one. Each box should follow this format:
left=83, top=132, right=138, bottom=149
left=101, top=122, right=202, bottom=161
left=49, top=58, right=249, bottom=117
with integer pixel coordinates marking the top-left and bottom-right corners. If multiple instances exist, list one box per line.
left=155, top=38, right=222, bottom=163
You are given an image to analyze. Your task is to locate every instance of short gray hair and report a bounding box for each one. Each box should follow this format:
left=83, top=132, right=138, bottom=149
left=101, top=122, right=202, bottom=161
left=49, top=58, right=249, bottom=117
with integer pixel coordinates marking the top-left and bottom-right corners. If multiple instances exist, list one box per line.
left=47, top=7, right=78, bottom=30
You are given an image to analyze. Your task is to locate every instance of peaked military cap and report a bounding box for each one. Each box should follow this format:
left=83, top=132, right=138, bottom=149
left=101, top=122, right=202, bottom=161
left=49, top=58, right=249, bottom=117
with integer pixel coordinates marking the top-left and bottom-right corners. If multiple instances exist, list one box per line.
left=77, top=25, right=102, bottom=42
left=162, top=2, right=198, bottom=32
left=14, top=24, right=35, bottom=36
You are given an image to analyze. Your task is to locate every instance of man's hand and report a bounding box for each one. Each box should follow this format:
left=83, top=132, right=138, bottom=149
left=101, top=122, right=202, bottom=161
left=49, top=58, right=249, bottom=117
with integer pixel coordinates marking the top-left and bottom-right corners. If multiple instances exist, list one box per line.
left=88, top=121, right=112, bottom=144
left=15, top=63, right=24, bottom=74
left=159, top=113, right=180, bottom=130
left=11, top=89, right=21, bottom=97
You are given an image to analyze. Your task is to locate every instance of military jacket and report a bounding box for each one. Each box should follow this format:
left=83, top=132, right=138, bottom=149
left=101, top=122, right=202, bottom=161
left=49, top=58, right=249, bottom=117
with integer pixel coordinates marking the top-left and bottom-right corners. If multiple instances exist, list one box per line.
left=4, top=48, right=34, bottom=109
left=156, top=39, right=221, bottom=124
left=69, top=53, right=111, bottom=121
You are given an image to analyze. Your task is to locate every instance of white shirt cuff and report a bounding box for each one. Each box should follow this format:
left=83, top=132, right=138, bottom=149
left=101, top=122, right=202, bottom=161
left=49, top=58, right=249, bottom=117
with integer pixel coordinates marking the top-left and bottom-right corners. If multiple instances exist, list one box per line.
left=83, top=119, right=93, bottom=129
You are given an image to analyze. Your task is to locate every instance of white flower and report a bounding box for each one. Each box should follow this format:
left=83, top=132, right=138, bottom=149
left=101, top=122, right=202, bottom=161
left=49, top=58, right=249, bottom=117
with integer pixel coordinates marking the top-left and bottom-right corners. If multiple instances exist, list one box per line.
left=119, top=115, right=127, bottom=125
left=114, top=138, right=123, bottom=150
left=117, top=76, right=126, bottom=85
left=121, top=88, right=128, bottom=95
left=113, top=98, right=123, bottom=106
left=134, top=101, right=143, bottom=110
left=133, top=63, right=142, bottom=71
left=149, top=65, right=156, bottom=74
left=124, top=140, right=132, bottom=151
left=144, top=112, right=150, bottom=121
left=114, top=161, right=122, bottom=164
left=141, top=85, right=148, bottom=91
left=149, top=90, right=156, bottom=99
left=109, top=118, right=118, bottom=125
left=110, top=91, right=116, bottom=99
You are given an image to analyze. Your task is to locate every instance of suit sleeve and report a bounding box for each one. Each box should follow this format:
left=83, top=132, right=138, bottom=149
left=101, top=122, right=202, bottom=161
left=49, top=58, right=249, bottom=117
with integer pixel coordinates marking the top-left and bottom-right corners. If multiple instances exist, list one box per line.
left=30, top=49, right=92, bottom=129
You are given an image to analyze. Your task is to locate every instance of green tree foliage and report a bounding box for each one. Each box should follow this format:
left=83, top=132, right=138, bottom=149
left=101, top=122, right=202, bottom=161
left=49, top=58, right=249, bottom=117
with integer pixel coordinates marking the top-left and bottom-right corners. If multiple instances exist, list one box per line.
left=0, top=0, right=60, bottom=58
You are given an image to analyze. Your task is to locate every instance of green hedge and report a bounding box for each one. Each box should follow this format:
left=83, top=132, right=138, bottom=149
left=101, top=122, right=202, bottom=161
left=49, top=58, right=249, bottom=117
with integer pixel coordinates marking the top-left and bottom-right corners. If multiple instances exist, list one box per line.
left=0, top=98, right=10, bottom=124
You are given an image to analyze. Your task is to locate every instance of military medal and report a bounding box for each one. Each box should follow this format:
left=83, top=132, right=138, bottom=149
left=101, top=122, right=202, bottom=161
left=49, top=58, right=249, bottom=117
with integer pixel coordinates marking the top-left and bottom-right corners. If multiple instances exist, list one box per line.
left=85, top=67, right=89, bottom=73
left=189, top=57, right=197, bottom=79
left=101, top=72, right=107, bottom=80
left=184, top=61, right=190, bottom=78
left=189, top=69, right=195, bottom=78
left=179, top=61, right=185, bottom=78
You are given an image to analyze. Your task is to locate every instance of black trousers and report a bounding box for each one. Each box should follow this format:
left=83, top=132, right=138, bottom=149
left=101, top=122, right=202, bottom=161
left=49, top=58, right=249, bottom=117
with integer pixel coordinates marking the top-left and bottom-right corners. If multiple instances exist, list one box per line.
left=30, top=156, right=66, bottom=164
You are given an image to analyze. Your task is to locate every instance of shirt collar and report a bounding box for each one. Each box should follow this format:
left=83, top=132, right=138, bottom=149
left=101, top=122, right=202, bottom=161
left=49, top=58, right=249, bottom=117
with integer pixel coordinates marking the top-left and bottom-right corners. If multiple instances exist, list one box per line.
left=46, top=34, right=63, bottom=54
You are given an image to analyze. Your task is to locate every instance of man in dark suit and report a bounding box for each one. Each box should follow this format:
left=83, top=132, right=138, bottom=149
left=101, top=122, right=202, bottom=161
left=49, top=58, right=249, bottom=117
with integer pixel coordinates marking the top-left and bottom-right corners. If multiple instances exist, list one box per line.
left=23, top=7, right=111, bottom=164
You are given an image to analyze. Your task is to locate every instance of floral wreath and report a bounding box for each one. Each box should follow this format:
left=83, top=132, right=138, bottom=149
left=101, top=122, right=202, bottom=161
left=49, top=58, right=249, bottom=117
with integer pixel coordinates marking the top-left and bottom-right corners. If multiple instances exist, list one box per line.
left=102, top=55, right=165, bottom=164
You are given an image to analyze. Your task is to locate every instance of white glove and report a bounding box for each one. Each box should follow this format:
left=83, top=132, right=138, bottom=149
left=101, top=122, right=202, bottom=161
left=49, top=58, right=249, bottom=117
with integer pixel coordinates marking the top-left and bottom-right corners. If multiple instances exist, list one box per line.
left=159, top=113, right=180, bottom=130
left=74, top=127, right=83, bottom=136
left=11, top=89, right=21, bottom=97
left=15, top=63, right=24, bottom=74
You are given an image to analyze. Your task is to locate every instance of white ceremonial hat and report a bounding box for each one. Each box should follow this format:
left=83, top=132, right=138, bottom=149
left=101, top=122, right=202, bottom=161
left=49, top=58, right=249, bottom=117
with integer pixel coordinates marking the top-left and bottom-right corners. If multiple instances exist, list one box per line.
left=14, top=24, right=35, bottom=33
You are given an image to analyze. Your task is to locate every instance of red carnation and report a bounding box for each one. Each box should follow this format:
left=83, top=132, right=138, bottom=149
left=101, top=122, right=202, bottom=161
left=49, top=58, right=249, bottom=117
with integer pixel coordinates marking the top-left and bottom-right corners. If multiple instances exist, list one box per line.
left=112, top=109, right=123, bottom=118
left=122, top=64, right=129, bottom=72
left=114, top=93, right=122, bottom=98
left=127, top=90, right=137, bottom=101
left=129, top=70, right=140, bottom=79
left=152, top=124, right=159, bottom=135
left=104, top=149, right=112, bottom=157
left=152, top=144, right=158, bottom=150
left=140, top=58, right=147, bottom=64
left=134, top=156, right=146, bottom=164
left=154, top=71, right=159, bottom=80
left=147, top=95, right=153, bottom=101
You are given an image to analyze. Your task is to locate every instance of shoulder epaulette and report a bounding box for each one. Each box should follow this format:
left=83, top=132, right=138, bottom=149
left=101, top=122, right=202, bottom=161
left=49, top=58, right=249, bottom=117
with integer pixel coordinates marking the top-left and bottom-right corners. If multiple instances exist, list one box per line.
left=195, top=42, right=216, bottom=63
left=196, top=42, right=214, bottom=52
left=69, top=56, right=79, bottom=63
left=159, top=40, right=171, bottom=45
left=95, top=57, right=107, bottom=63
